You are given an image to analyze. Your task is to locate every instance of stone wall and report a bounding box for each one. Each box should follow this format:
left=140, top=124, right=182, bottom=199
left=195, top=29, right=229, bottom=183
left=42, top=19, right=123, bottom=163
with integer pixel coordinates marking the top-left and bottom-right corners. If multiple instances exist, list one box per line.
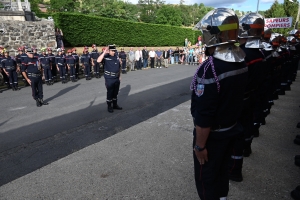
left=0, top=20, right=56, bottom=55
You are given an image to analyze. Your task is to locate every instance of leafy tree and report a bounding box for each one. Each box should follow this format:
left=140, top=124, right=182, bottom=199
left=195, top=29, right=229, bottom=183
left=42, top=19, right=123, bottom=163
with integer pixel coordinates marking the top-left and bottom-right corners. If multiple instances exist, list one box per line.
left=49, top=0, right=80, bottom=12
left=264, top=0, right=287, bottom=34
left=155, top=5, right=182, bottom=26
left=28, top=0, right=41, bottom=14
left=283, top=0, right=298, bottom=26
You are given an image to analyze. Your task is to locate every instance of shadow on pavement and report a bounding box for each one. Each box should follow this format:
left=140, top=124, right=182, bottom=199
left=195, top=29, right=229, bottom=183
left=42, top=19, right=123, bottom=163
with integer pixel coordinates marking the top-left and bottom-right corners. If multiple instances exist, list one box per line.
left=44, top=83, right=81, bottom=102
left=0, top=77, right=191, bottom=186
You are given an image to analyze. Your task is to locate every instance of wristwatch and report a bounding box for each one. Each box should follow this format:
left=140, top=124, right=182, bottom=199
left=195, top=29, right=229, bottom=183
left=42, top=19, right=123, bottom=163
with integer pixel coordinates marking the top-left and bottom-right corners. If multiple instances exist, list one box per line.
left=194, top=145, right=206, bottom=152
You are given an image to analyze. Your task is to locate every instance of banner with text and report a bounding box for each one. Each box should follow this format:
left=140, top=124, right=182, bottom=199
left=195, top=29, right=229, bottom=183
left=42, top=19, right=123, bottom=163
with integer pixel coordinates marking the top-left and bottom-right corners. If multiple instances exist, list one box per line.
left=265, top=17, right=293, bottom=28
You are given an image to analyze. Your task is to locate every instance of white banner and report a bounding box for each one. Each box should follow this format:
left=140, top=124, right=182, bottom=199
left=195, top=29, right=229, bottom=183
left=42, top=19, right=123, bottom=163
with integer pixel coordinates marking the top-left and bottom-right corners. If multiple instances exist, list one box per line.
left=265, top=17, right=293, bottom=28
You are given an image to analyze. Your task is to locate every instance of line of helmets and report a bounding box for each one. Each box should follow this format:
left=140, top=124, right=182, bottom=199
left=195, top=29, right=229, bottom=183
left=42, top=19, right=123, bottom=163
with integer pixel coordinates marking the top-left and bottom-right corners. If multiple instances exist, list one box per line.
left=194, top=8, right=299, bottom=55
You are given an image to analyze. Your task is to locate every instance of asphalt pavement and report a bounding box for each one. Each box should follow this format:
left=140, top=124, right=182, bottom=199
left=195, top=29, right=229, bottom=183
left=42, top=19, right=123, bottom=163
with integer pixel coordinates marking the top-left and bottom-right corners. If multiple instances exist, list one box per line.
left=0, top=64, right=300, bottom=200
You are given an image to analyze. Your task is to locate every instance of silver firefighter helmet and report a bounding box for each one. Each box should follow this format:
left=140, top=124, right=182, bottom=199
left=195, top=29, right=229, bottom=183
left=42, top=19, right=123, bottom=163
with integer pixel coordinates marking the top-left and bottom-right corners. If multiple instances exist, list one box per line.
left=239, top=12, right=264, bottom=38
left=194, top=8, right=239, bottom=47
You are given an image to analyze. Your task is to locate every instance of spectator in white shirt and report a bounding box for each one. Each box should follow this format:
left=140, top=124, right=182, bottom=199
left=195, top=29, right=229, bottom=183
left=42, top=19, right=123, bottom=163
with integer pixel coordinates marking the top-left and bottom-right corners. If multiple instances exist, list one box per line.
left=135, top=47, right=143, bottom=70
left=149, top=48, right=156, bottom=68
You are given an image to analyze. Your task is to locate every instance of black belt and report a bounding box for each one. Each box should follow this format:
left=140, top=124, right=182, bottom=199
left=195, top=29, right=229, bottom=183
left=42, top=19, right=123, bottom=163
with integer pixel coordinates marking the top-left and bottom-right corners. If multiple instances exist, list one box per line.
left=69, top=64, right=74, bottom=66
left=121, top=58, right=126, bottom=60
left=42, top=64, right=49, bottom=67
left=211, top=122, right=237, bottom=132
left=28, top=73, right=41, bottom=77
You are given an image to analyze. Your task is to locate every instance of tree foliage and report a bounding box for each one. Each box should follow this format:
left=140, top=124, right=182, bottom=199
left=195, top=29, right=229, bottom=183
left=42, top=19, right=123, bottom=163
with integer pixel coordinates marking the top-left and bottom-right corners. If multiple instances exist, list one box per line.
left=264, top=0, right=297, bottom=34
left=155, top=5, right=182, bottom=26
left=49, top=0, right=80, bottom=12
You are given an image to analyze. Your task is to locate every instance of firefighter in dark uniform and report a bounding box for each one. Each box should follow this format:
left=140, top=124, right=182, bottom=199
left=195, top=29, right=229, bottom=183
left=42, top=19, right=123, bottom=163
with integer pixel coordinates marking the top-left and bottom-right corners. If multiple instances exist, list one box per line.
left=15, top=47, right=23, bottom=84
left=0, top=47, right=10, bottom=89
left=1, top=49, right=20, bottom=90
left=33, top=47, right=40, bottom=60
left=20, top=47, right=30, bottom=86
left=22, top=48, right=48, bottom=107
left=81, top=46, right=91, bottom=80
left=66, top=49, right=77, bottom=82
left=72, top=48, right=80, bottom=80
left=97, top=45, right=123, bottom=113
left=228, top=13, right=265, bottom=182
left=39, top=48, right=53, bottom=85
left=191, top=8, right=248, bottom=200
left=55, top=48, right=67, bottom=84
left=119, top=48, right=127, bottom=74
left=91, top=44, right=101, bottom=78
left=47, top=48, right=57, bottom=82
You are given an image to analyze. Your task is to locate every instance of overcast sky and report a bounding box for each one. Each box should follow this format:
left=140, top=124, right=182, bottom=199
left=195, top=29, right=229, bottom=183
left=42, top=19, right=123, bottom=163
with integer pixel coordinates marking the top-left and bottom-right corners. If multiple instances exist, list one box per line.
left=127, top=0, right=285, bottom=12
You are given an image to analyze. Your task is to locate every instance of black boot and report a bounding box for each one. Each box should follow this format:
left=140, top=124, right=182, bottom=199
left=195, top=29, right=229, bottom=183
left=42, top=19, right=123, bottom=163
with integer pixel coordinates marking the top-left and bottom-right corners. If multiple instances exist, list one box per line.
left=107, top=102, right=114, bottom=113
left=14, top=86, right=20, bottom=90
left=38, top=98, right=49, bottom=105
left=11, top=85, right=16, bottom=91
left=36, top=99, right=42, bottom=107
left=229, top=172, right=243, bottom=182
left=113, top=100, right=122, bottom=110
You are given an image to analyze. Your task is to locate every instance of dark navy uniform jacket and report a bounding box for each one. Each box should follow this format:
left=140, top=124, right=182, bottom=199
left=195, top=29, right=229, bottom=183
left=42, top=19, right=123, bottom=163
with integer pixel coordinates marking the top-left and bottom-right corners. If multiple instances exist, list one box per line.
left=191, top=57, right=248, bottom=133
left=55, top=54, right=65, bottom=67
left=66, top=55, right=76, bottom=65
left=72, top=53, right=79, bottom=63
left=1, top=56, right=17, bottom=71
left=22, top=57, right=40, bottom=74
left=33, top=53, right=39, bottom=60
left=0, top=53, right=4, bottom=65
left=240, top=44, right=265, bottom=93
left=90, top=50, right=99, bottom=61
left=103, top=53, right=120, bottom=79
left=48, top=53, right=55, bottom=65
left=15, top=53, right=22, bottom=65
left=20, top=53, right=28, bottom=63
left=39, top=54, right=51, bottom=68
left=81, top=53, right=90, bottom=66
left=119, top=51, right=126, bottom=60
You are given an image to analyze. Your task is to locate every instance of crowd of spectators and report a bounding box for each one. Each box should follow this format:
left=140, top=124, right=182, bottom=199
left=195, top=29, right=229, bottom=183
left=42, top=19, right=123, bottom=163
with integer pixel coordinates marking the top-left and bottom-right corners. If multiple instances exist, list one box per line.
left=125, top=45, right=207, bottom=70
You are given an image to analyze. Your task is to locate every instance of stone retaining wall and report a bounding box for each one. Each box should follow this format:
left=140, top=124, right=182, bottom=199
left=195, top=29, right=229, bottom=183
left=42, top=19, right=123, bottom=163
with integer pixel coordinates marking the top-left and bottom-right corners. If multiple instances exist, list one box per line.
left=0, top=20, right=56, bottom=55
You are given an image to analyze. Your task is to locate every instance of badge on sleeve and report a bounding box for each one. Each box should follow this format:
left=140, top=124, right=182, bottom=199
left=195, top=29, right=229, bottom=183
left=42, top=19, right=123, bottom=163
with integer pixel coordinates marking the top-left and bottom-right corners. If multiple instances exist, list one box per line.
left=196, top=83, right=205, bottom=97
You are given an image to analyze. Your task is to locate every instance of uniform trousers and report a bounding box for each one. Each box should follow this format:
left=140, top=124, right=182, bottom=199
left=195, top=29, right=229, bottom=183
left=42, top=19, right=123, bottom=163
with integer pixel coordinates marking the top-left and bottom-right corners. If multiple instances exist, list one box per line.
left=1, top=70, right=9, bottom=85
left=29, top=76, right=43, bottom=100
left=43, top=67, right=52, bottom=81
left=193, top=123, right=243, bottom=200
left=7, top=70, right=18, bottom=86
left=121, top=59, right=126, bottom=72
left=75, top=62, right=80, bottom=79
left=51, top=63, right=57, bottom=80
left=84, top=65, right=91, bottom=77
left=69, top=66, right=76, bottom=79
left=93, top=62, right=100, bottom=75
left=228, top=96, right=254, bottom=175
left=58, top=65, right=66, bottom=80
left=105, top=78, right=120, bottom=102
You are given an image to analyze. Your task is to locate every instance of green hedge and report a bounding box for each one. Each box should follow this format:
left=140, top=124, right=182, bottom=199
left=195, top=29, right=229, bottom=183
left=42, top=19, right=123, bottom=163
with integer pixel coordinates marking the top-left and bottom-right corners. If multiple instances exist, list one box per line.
left=52, top=13, right=201, bottom=47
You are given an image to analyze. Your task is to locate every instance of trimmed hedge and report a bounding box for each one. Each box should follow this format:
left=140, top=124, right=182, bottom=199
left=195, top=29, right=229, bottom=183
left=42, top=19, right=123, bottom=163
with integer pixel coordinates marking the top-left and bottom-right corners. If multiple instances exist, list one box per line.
left=52, top=13, right=201, bottom=47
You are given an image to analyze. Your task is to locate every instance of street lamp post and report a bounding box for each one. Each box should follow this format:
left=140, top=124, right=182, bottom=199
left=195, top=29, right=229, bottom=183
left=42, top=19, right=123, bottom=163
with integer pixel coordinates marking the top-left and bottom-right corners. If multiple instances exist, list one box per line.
left=256, top=0, right=260, bottom=13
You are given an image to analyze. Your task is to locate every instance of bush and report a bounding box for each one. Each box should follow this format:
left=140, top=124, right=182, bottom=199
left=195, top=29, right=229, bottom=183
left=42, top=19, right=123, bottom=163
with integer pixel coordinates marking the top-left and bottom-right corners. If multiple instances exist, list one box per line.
left=53, top=13, right=201, bottom=47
